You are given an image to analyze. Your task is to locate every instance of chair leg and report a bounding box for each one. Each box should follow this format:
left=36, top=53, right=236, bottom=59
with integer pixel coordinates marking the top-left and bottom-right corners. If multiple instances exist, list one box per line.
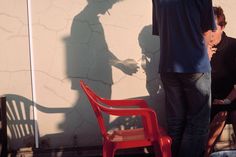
left=153, top=139, right=171, bottom=157
left=103, top=141, right=115, bottom=157
left=152, top=141, right=161, bottom=157
left=229, top=110, right=236, bottom=144
left=162, top=143, right=172, bottom=157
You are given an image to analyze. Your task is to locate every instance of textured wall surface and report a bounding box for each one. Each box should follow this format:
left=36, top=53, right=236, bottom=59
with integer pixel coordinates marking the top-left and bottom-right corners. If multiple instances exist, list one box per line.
left=0, top=0, right=235, bottom=150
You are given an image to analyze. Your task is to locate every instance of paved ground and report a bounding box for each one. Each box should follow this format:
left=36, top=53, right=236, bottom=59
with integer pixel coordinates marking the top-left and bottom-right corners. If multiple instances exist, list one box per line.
left=11, top=146, right=154, bottom=157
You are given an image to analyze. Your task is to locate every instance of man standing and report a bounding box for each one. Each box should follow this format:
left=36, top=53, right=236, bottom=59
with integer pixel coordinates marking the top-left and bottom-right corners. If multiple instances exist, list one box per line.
left=152, top=1, right=216, bottom=157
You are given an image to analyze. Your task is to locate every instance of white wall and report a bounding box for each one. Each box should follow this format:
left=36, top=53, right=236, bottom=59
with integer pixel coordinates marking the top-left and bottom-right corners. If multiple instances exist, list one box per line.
left=0, top=0, right=235, bottom=150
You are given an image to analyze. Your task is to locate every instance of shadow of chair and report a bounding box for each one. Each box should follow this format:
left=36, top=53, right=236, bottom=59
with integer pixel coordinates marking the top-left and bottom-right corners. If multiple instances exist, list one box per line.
left=4, top=94, right=70, bottom=151
left=80, top=80, right=172, bottom=157
left=6, top=94, right=37, bottom=151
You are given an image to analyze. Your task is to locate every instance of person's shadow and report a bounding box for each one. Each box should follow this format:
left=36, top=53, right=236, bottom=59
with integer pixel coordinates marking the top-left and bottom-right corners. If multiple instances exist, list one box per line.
left=138, top=25, right=166, bottom=127
left=60, top=0, right=139, bottom=147
left=108, top=25, right=166, bottom=134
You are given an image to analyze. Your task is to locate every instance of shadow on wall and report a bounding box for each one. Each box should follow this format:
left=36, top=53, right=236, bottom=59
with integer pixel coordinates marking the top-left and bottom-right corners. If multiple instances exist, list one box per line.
left=6, top=1, right=165, bottom=152
left=61, top=15, right=166, bottom=148
left=58, top=0, right=165, bottom=148
left=5, top=23, right=165, bottom=157
left=138, top=25, right=166, bottom=127
left=60, top=0, right=139, bottom=147
left=5, top=94, right=69, bottom=151
left=109, top=25, right=166, bottom=131
left=5, top=10, right=166, bottom=156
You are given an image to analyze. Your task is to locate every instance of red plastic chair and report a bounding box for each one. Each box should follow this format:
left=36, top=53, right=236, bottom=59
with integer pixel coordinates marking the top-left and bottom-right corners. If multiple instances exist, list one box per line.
left=80, top=80, right=172, bottom=157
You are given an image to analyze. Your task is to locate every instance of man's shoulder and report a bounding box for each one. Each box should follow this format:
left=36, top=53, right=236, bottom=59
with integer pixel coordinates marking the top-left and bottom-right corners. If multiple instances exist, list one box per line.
left=225, top=34, right=236, bottom=43
left=223, top=34, right=236, bottom=49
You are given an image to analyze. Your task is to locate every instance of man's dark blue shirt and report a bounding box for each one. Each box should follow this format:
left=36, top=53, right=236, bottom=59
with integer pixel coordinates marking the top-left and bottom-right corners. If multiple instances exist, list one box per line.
left=152, top=0, right=216, bottom=73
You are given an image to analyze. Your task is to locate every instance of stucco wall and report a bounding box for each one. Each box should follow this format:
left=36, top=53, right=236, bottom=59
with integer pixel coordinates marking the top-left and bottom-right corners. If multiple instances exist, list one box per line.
left=0, top=0, right=235, bottom=151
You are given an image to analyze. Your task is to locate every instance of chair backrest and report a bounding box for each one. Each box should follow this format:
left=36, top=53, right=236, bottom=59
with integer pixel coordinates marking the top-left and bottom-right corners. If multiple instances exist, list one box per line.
left=80, top=81, right=108, bottom=137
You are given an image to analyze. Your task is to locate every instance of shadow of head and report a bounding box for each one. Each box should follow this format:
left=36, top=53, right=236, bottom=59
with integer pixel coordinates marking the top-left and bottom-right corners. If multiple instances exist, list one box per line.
left=138, top=25, right=162, bottom=97
left=138, top=25, right=160, bottom=58
left=86, top=0, right=124, bottom=14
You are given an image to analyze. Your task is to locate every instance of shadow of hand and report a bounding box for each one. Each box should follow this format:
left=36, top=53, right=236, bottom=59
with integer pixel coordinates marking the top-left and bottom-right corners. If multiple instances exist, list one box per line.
left=117, top=59, right=139, bottom=75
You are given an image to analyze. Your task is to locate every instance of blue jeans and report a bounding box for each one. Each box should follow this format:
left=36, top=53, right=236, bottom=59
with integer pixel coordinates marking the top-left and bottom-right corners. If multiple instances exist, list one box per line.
left=161, top=73, right=211, bottom=157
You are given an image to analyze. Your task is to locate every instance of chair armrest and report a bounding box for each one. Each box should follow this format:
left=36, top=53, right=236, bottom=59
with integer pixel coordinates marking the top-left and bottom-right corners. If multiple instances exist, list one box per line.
left=100, top=98, right=149, bottom=108
left=100, top=106, right=153, bottom=116
left=100, top=106, right=161, bottom=139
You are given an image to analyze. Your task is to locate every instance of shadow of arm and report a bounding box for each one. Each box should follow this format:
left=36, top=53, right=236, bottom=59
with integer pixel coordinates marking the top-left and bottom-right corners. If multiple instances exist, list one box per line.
left=35, top=104, right=70, bottom=114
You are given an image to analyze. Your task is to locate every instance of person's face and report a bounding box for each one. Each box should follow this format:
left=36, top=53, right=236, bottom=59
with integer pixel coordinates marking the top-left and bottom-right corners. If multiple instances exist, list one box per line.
left=211, top=18, right=225, bottom=46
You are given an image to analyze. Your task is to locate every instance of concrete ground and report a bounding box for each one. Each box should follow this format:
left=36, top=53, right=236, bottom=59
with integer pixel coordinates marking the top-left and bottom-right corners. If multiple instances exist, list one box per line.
left=8, top=125, right=236, bottom=157
left=10, top=146, right=154, bottom=157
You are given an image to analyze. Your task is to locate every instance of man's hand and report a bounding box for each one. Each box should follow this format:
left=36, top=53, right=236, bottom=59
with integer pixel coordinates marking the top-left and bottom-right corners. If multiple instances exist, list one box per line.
left=204, top=30, right=217, bottom=60
left=208, top=45, right=217, bottom=60
left=213, top=98, right=231, bottom=105
left=212, top=99, right=225, bottom=105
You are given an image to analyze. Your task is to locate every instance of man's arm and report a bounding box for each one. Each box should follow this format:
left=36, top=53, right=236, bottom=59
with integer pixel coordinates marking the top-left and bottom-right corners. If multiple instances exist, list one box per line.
left=204, top=30, right=213, bottom=46
left=213, top=85, right=236, bottom=105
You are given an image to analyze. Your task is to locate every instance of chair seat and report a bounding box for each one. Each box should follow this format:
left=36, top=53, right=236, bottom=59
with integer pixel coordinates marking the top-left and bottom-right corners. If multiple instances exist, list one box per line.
left=107, top=128, right=147, bottom=142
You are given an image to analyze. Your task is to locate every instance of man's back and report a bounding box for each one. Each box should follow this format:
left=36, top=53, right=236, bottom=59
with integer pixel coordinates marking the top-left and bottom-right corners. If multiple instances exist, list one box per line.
left=152, top=0, right=215, bottom=73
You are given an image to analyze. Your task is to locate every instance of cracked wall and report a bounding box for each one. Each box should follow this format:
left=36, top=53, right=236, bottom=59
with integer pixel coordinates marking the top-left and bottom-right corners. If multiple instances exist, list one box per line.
left=0, top=0, right=236, bottom=150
